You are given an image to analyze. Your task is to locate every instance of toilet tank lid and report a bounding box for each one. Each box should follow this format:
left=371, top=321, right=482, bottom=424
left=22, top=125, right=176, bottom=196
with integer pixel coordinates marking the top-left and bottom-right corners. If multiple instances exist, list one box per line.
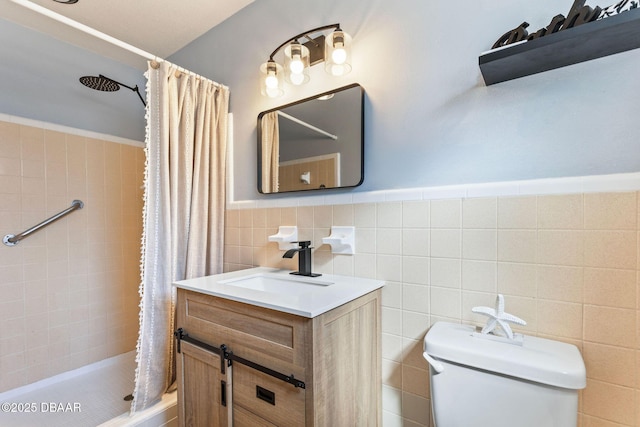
left=423, top=322, right=586, bottom=389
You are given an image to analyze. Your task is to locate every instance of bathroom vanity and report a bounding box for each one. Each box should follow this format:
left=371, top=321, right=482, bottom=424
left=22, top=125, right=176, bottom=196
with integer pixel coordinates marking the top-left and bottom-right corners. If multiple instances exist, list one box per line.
left=173, top=267, right=384, bottom=427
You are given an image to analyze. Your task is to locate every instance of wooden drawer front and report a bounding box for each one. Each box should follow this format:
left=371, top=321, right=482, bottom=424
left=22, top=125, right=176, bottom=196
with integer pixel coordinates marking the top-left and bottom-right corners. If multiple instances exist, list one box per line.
left=188, top=299, right=293, bottom=347
left=233, top=405, right=277, bottom=427
left=178, top=290, right=310, bottom=373
left=233, top=363, right=305, bottom=427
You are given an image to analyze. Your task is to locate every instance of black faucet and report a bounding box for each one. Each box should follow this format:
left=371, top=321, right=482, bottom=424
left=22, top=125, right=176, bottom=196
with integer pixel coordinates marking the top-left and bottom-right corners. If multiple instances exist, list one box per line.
left=282, top=241, right=321, bottom=277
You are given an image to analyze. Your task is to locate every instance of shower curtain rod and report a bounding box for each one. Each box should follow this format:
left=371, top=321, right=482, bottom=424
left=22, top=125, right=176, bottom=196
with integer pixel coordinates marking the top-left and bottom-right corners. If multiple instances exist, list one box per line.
left=277, top=111, right=338, bottom=140
left=10, top=0, right=229, bottom=90
left=10, top=0, right=158, bottom=61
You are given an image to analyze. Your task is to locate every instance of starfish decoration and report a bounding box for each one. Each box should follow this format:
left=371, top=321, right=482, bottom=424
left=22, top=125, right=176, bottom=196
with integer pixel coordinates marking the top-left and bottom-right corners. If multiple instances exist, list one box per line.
left=471, top=294, right=526, bottom=340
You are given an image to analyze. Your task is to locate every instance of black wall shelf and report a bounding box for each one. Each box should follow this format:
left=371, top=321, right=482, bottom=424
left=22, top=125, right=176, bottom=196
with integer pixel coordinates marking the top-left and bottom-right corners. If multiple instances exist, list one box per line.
left=479, top=8, right=640, bottom=86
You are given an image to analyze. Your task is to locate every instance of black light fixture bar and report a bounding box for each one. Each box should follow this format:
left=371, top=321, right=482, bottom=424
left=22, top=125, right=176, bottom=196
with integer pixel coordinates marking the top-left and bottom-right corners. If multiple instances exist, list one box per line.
left=260, top=22, right=352, bottom=97
left=267, top=23, right=341, bottom=61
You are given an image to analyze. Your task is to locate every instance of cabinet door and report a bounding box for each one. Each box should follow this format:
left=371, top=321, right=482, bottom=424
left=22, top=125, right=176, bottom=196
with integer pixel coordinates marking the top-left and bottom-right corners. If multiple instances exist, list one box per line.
left=177, top=340, right=230, bottom=427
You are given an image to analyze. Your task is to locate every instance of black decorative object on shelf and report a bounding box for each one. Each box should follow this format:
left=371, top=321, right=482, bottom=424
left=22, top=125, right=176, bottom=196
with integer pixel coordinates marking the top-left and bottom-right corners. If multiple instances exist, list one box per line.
left=491, top=0, right=605, bottom=50
left=480, top=0, right=640, bottom=85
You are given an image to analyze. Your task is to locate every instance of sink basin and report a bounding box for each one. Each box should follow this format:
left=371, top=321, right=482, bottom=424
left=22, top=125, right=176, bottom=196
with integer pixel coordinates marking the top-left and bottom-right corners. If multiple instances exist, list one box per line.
left=174, top=267, right=385, bottom=317
left=218, top=273, right=334, bottom=296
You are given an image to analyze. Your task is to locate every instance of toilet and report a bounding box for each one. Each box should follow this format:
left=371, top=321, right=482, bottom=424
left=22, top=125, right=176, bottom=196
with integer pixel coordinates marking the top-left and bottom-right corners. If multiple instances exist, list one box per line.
left=423, top=321, right=586, bottom=427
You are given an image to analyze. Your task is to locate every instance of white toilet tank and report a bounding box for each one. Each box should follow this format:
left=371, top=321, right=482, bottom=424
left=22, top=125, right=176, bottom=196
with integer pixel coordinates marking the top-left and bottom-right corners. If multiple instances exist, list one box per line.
left=423, top=322, right=586, bottom=427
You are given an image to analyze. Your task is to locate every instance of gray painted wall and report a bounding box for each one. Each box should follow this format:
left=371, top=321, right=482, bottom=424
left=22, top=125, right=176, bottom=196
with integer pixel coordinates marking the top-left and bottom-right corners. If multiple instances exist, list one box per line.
left=169, top=0, right=640, bottom=201
left=0, top=18, right=146, bottom=142
left=3, top=1, right=637, bottom=197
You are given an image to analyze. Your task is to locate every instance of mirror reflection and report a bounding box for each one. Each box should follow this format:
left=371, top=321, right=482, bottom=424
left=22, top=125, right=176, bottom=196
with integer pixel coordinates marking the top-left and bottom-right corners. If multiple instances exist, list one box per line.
left=258, top=83, right=364, bottom=194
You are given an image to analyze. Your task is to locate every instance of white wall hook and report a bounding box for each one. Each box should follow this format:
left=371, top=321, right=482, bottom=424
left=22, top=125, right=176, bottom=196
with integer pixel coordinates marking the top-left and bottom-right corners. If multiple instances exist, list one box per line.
left=268, top=226, right=298, bottom=250
left=322, top=226, right=355, bottom=255
left=300, top=171, right=311, bottom=184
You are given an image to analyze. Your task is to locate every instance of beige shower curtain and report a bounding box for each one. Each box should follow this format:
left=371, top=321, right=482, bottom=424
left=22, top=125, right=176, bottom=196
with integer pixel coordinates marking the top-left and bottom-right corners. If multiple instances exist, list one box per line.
left=261, top=111, right=279, bottom=192
left=132, top=60, right=229, bottom=412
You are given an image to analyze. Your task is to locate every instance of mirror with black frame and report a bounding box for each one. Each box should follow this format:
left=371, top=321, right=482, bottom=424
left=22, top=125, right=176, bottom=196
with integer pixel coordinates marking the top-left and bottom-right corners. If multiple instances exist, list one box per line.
left=257, top=83, right=364, bottom=194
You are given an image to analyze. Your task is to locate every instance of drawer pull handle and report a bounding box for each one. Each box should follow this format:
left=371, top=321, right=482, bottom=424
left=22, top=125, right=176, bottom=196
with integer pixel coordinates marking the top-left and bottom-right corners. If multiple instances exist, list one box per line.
left=256, top=385, right=276, bottom=406
left=221, top=380, right=227, bottom=407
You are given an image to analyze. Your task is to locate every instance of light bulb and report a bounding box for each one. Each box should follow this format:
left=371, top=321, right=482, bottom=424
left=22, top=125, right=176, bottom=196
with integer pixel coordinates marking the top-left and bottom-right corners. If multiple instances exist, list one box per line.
left=260, top=61, right=283, bottom=97
left=266, top=87, right=282, bottom=98
left=332, top=47, right=347, bottom=65
left=329, top=64, right=345, bottom=76
left=289, top=72, right=305, bottom=85
left=325, top=30, right=352, bottom=76
left=289, top=57, right=304, bottom=74
left=265, top=74, right=278, bottom=89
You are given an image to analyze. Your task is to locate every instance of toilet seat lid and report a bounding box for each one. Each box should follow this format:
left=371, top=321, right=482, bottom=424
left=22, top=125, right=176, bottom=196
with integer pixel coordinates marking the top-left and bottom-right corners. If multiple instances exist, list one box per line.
left=423, top=322, right=586, bottom=389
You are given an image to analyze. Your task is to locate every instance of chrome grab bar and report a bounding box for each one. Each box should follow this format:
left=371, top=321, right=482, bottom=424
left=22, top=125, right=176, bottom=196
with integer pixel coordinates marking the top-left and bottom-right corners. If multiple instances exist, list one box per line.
left=3, top=200, right=84, bottom=247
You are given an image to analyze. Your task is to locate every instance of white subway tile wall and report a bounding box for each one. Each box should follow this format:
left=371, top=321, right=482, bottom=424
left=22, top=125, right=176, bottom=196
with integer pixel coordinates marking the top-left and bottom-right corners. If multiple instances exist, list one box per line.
left=226, top=192, right=640, bottom=426
left=0, top=120, right=143, bottom=392
left=4, top=117, right=638, bottom=424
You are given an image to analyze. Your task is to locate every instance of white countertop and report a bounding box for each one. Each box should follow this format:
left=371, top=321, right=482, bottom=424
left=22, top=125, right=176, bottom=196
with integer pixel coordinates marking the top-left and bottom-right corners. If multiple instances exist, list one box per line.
left=173, top=267, right=385, bottom=318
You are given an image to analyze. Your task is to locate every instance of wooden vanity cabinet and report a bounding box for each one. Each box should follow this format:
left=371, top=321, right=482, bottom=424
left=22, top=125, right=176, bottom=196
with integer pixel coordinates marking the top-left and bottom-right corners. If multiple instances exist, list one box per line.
left=176, top=287, right=381, bottom=427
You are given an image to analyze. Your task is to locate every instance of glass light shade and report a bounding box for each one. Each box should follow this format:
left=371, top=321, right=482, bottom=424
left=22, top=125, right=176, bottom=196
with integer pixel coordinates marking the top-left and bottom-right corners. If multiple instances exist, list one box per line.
left=260, top=61, right=284, bottom=98
left=325, top=30, right=352, bottom=76
left=284, top=43, right=310, bottom=85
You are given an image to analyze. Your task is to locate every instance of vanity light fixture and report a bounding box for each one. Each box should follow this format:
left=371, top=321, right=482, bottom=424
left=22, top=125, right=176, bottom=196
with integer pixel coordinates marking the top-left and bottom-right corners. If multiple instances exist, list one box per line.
left=260, top=23, right=352, bottom=98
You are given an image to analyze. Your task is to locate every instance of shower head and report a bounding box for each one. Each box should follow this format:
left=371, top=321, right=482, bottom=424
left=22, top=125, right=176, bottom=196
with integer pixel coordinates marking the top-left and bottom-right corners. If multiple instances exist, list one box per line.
left=79, top=74, right=146, bottom=106
left=79, top=75, right=120, bottom=92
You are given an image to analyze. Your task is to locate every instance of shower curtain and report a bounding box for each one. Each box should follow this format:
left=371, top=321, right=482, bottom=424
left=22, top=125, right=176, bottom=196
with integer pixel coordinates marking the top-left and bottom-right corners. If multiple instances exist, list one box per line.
left=261, top=111, right=279, bottom=193
left=132, top=60, right=229, bottom=412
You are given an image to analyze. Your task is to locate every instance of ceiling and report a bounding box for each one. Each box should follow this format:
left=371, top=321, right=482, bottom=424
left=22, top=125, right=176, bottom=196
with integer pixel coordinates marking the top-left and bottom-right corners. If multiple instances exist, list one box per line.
left=0, top=0, right=254, bottom=69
